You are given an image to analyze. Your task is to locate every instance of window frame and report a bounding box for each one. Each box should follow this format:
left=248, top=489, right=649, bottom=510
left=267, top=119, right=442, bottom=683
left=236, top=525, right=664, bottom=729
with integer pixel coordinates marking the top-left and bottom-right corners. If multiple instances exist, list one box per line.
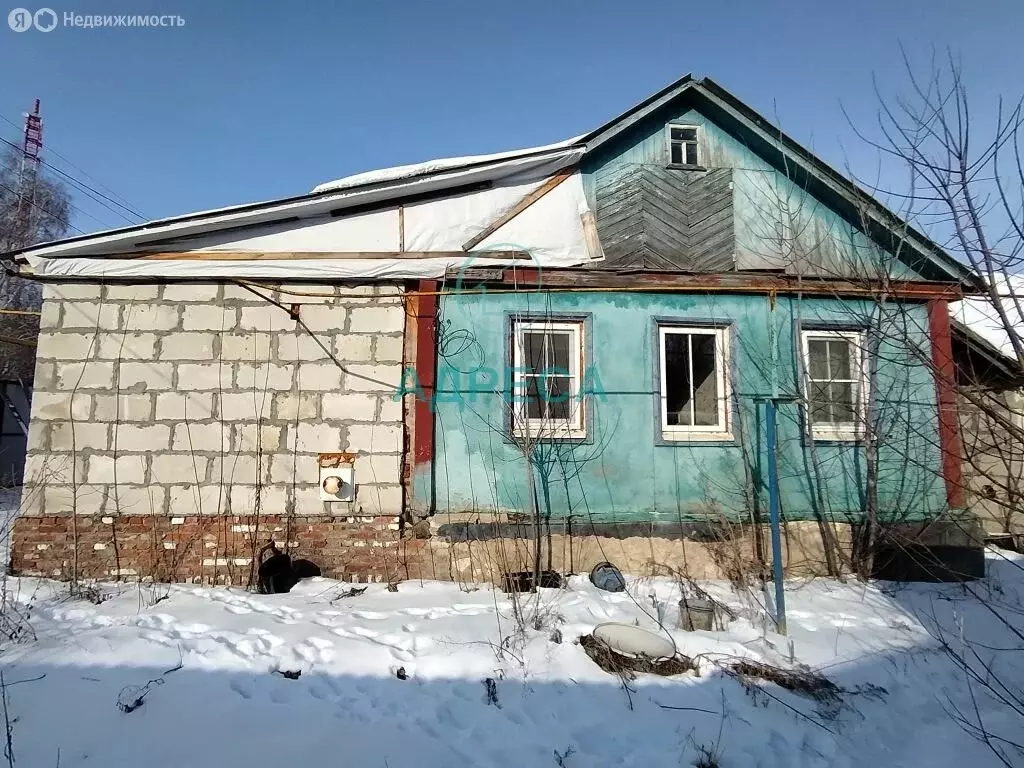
left=666, top=123, right=702, bottom=168
left=800, top=328, right=868, bottom=442
left=657, top=324, right=732, bottom=441
left=510, top=318, right=586, bottom=440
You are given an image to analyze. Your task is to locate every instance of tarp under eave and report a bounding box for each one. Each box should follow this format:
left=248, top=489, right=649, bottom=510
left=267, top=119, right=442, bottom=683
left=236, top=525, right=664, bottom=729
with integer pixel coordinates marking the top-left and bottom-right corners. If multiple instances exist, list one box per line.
left=19, top=137, right=595, bottom=279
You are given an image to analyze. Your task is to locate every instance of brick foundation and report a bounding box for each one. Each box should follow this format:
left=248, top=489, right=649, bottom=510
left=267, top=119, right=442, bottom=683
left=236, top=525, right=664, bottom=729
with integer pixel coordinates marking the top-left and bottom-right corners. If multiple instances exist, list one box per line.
left=12, top=513, right=430, bottom=584
left=10, top=509, right=984, bottom=586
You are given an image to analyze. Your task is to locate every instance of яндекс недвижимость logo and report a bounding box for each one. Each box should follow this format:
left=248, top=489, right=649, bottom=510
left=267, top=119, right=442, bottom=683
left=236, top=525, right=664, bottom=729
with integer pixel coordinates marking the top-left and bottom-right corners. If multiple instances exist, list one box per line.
left=8, top=8, right=183, bottom=30
left=8, top=7, right=56, bottom=31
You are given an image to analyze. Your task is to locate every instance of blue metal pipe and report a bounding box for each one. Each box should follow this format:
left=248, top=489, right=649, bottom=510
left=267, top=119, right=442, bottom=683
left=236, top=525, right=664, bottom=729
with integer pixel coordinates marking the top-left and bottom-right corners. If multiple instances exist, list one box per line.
left=765, top=399, right=787, bottom=635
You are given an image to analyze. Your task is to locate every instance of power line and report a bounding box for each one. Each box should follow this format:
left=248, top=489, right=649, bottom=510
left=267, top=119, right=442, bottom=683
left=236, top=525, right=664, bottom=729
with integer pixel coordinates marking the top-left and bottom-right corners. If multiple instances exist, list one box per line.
left=37, top=138, right=143, bottom=215
left=0, top=175, right=109, bottom=233
left=0, top=136, right=141, bottom=226
left=0, top=111, right=145, bottom=220
left=43, top=158, right=143, bottom=222
left=36, top=152, right=143, bottom=221
left=1, top=130, right=119, bottom=229
left=0, top=180, right=86, bottom=235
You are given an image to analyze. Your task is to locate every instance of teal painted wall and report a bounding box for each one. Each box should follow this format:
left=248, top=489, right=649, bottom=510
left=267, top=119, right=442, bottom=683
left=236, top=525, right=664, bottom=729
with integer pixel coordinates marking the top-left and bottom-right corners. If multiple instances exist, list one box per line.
left=583, top=101, right=919, bottom=278
left=407, top=91, right=950, bottom=524
left=411, top=289, right=947, bottom=524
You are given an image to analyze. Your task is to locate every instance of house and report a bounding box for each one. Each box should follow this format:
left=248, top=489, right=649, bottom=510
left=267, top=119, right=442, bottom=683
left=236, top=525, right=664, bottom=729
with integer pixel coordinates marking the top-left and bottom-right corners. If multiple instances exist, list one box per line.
left=5, top=75, right=984, bottom=585
left=951, top=286, right=1024, bottom=542
left=0, top=294, right=38, bottom=487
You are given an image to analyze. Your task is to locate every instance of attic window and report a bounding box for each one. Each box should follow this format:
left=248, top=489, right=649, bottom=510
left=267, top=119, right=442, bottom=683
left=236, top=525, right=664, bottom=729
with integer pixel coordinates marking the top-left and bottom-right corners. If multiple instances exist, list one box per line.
left=667, top=124, right=700, bottom=166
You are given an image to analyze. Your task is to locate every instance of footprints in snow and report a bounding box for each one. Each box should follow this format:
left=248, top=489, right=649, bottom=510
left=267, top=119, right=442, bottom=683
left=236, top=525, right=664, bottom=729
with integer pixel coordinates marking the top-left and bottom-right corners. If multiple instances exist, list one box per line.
left=328, top=625, right=435, bottom=661
left=314, top=604, right=492, bottom=627
left=190, top=588, right=305, bottom=624
left=401, top=604, right=493, bottom=619
left=132, top=611, right=336, bottom=675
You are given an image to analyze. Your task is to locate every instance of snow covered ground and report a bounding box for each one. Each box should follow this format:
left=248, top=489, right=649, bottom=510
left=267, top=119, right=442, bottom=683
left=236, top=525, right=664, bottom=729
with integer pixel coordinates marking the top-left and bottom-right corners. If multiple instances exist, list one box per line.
left=0, top=550, right=1022, bottom=767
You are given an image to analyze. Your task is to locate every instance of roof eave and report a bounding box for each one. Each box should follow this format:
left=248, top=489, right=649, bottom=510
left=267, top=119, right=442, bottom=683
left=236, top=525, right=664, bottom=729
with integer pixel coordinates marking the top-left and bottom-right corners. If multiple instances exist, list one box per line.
left=7, top=145, right=583, bottom=262
left=951, top=318, right=1024, bottom=386
left=693, top=77, right=978, bottom=287
left=581, top=73, right=696, bottom=151
left=10, top=72, right=979, bottom=289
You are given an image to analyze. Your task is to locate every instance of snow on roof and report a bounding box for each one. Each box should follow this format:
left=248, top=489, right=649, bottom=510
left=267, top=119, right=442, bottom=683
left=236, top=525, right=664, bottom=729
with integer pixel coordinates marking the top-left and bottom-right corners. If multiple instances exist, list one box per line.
left=952, top=275, right=1024, bottom=357
left=311, top=135, right=586, bottom=194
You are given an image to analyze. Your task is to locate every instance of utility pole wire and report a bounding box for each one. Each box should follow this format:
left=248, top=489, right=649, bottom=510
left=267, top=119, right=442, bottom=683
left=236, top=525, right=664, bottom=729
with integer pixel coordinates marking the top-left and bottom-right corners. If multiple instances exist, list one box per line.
left=0, top=137, right=141, bottom=225
left=0, top=110, right=145, bottom=219
left=0, top=181, right=84, bottom=236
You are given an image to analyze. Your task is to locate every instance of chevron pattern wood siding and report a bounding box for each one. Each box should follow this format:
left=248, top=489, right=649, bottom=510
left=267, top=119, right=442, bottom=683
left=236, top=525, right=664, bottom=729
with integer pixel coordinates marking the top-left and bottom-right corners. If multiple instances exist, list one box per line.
left=593, top=164, right=735, bottom=272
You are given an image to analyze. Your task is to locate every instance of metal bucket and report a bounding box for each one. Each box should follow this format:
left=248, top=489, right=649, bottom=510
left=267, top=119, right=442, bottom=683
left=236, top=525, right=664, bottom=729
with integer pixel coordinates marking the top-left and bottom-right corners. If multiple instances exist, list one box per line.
left=679, top=596, right=716, bottom=631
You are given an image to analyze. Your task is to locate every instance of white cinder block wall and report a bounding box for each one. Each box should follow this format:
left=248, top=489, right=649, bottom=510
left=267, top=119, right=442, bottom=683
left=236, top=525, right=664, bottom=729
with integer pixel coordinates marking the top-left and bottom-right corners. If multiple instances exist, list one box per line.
left=21, top=281, right=406, bottom=520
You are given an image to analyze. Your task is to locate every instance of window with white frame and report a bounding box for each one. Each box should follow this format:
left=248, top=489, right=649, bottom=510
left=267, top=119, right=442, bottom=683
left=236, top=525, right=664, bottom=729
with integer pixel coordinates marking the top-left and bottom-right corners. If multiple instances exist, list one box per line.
left=511, top=319, right=584, bottom=437
left=667, top=124, right=700, bottom=166
left=658, top=326, right=731, bottom=438
left=801, top=329, right=867, bottom=440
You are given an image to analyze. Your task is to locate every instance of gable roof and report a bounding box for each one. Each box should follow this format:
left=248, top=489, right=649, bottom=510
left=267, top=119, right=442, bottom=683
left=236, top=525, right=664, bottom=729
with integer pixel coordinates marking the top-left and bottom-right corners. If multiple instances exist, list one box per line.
left=579, top=75, right=977, bottom=285
left=4, top=74, right=979, bottom=288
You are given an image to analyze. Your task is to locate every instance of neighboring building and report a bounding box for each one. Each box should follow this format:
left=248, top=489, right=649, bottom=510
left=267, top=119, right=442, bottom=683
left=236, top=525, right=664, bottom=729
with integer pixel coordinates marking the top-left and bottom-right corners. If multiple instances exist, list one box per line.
left=952, top=289, right=1024, bottom=540
left=5, top=75, right=983, bottom=585
left=0, top=304, right=38, bottom=487
left=0, top=380, right=31, bottom=486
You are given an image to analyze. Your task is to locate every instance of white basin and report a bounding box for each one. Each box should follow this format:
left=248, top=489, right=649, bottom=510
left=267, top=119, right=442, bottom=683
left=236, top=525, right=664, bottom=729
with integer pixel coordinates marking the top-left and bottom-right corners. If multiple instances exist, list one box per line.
left=592, top=622, right=676, bottom=659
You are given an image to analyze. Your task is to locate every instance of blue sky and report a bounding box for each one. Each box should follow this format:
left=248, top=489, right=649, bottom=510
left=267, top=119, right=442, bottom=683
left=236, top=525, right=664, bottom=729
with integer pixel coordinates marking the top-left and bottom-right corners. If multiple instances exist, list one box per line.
left=0, top=0, right=1020, bottom=235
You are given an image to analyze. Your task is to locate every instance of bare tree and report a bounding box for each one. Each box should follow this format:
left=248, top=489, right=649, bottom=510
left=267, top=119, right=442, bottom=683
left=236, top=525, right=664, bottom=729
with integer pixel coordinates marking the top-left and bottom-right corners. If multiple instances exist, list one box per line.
left=0, top=143, right=72, bottom=379
left=859, top=52, right=1022, bottom=351
left=839, top=52, right=1024, bottom=763
left=0, top=147, right=71, bottom=253
left=845, top=53, right=1024, bottom=535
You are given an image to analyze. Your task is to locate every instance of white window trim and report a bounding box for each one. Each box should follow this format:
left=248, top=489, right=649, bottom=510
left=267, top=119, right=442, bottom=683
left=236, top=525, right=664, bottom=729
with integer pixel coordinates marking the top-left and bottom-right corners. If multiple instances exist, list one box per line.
left=666, top=123, right=701, bottom=167
left=511, top=320, right=585, bottom=440
left=800, top=329, right=868, bottom=442
left=658, top=325, right=732, bottom=441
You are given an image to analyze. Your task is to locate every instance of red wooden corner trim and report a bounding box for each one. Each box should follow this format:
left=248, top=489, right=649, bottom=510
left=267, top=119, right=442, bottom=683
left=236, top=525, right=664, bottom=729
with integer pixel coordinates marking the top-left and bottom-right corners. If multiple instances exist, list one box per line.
left=412, top=280, right=438, bottom=466
left=928, top=299, right=965, bottom=508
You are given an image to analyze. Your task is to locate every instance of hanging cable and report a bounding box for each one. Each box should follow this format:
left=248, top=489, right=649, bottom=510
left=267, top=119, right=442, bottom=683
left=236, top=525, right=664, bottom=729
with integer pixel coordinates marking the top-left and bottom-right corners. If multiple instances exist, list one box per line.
left=0, top=111, right=145, bottom=219
left=0, top=180, right=86, bottom=235
left=0, top=136, right=142, bottom=225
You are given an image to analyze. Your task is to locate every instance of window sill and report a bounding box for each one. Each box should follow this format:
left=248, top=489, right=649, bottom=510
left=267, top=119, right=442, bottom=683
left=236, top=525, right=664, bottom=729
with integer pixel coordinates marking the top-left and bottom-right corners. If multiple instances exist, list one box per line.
left=665, top=163, right=707, bottom=171
left=658, top=430, right=736, bottom=446
left=809, top=431, right=863, bottom=444
left=662, top=430, right=733, bottom=442
left=510, top=429, right=588, bottom=442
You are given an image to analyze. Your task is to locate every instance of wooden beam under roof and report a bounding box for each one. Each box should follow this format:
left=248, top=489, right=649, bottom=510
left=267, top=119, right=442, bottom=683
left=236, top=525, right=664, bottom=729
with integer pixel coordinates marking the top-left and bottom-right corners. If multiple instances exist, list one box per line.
left=461, top=168, right=574, bottom=251
left=134, top=250, right=530, bottom=261
left=453, top=267, right=968, bottom=300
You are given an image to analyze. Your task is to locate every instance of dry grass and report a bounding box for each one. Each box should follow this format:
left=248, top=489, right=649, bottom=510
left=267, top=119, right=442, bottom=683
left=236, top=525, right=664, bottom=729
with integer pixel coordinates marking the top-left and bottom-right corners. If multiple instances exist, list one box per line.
left=724, top=659, right=842, bottom=707
left=578, top=633, right=695, bottom=679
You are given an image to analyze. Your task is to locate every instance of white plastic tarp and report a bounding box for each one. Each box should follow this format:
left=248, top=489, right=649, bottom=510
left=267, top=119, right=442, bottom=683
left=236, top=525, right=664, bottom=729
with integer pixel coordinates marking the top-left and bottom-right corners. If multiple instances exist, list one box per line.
left=26, top=168, right=598, bottom=280
left=310, top=136, right=585, bottom=194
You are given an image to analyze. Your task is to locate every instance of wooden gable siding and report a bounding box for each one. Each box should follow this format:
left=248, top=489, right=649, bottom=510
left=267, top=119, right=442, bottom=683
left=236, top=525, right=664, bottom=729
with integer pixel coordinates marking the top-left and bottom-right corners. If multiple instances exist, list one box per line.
left=592, top=164, right=734, bottom=271
left=581, top=97, right=925, bottom=280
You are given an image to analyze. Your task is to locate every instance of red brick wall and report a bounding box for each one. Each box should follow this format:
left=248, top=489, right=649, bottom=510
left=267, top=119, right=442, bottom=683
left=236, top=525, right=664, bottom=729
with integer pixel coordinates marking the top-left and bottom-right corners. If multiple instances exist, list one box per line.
left=11, top=514, right=429, bottom=585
